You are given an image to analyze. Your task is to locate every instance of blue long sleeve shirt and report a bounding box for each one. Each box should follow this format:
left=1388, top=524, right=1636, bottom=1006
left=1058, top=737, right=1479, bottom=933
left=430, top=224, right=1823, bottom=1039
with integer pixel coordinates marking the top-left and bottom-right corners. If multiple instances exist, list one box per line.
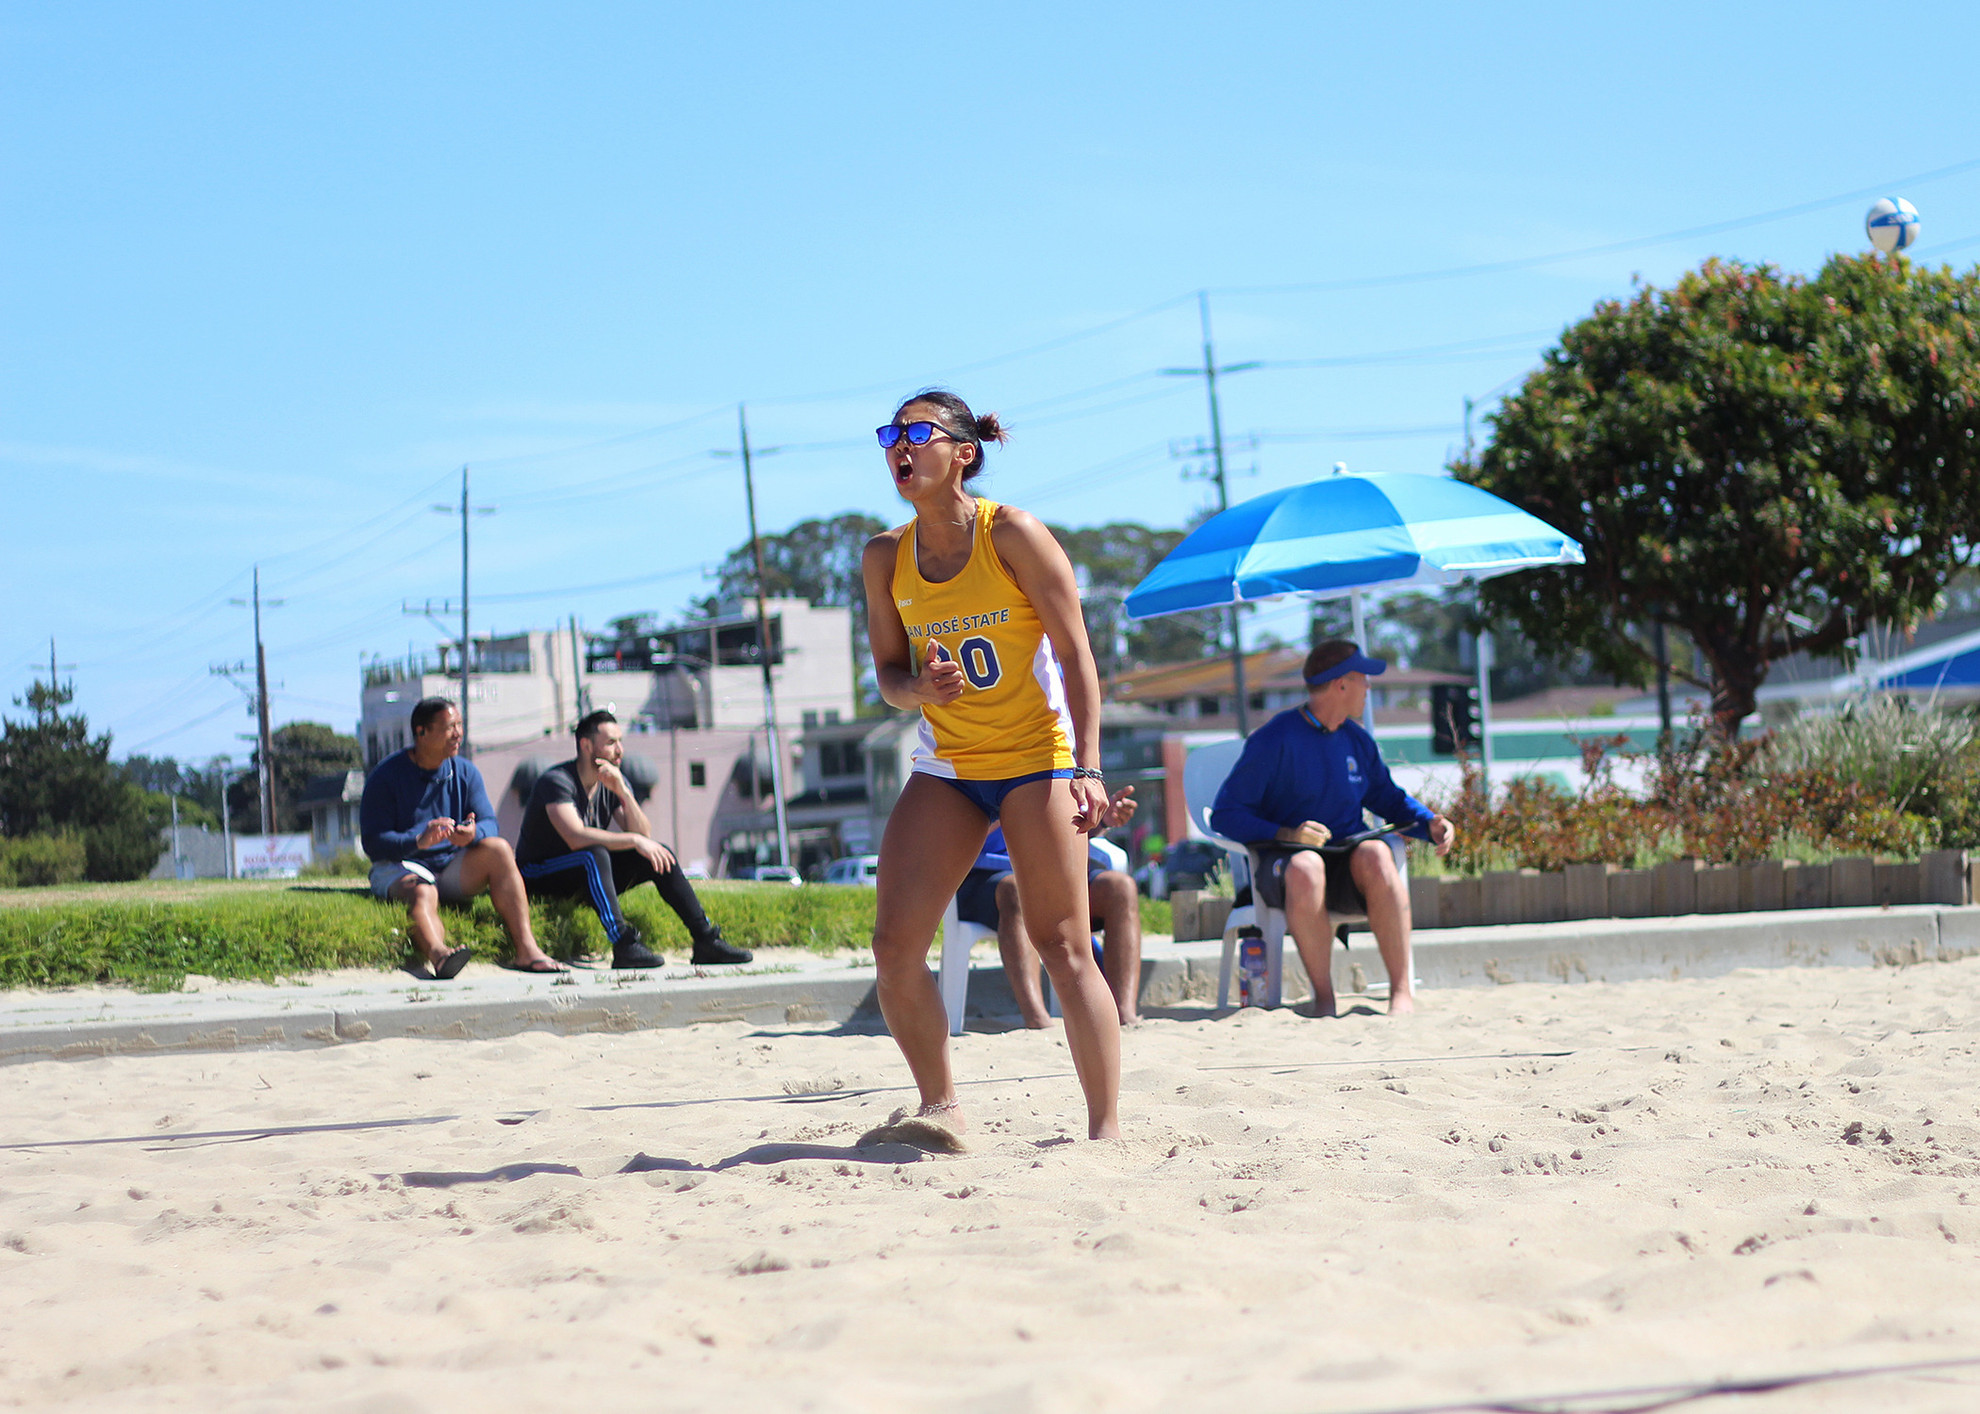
left=1209, top=708, right=1435, bottom=845
left=359, top=749, right=497, bottom=870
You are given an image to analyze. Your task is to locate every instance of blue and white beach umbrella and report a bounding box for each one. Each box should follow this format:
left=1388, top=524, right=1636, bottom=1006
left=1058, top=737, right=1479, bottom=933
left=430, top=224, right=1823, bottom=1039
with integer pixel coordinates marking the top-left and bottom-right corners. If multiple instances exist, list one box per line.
left=1123, top=471, right=1584, bottom=620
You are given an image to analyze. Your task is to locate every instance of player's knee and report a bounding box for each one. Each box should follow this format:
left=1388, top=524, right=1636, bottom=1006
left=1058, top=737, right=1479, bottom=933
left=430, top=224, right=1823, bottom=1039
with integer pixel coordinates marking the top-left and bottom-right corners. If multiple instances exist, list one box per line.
left=1030, top=929, right=1089, bottom=971
left=476, top=836, right=514, bottom=862
left=407, top=881, right=439, bottom=910
left=994, top=875, right=1021, bottom=917
left=870, top=923, right=930, bottom=971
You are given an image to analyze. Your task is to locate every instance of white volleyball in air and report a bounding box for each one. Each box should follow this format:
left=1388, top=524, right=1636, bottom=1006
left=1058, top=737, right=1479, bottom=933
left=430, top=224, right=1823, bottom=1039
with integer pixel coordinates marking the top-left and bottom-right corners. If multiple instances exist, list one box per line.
left=1866, top=197, right=1920, bottom=254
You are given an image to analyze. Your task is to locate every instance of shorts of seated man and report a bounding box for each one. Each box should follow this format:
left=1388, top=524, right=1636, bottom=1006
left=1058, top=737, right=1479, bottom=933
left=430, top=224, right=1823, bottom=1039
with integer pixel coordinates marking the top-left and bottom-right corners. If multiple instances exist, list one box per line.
left=369, top=857, right=469, bottom=904
left=1248, top=843, right=1366, bottom=916
left=955, top=864, right=1107, bottom=932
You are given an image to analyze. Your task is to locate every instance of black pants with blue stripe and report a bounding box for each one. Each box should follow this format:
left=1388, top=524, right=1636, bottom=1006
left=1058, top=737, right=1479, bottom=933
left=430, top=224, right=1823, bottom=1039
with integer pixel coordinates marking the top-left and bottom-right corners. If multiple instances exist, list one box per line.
left=517, top=845, right=713, bottom=948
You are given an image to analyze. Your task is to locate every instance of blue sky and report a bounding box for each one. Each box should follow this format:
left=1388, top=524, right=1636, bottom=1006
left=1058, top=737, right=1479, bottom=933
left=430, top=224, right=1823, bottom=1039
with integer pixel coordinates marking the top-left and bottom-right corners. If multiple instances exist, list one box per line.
left=5, top=1, right=1978, bottom=764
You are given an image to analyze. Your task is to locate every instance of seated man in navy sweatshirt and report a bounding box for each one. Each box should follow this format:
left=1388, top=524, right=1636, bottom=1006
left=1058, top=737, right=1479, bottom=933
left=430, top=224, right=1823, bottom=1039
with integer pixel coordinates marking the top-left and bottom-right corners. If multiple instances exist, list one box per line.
left=359, top=697, right=566, bottom=977
left=1210, top=641, right=1454, bottom=1017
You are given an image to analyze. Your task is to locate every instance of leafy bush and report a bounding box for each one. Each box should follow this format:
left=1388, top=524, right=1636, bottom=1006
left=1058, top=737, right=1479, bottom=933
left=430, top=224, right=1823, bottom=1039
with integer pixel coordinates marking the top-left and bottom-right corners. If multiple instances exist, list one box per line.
left=298, top=850, right=370, bottom=879
left=0, top=833, right=89, bottom=888
left=1762, top=695, right=1980, bottom=849
left=1430, top=728, right=1931, bottom=875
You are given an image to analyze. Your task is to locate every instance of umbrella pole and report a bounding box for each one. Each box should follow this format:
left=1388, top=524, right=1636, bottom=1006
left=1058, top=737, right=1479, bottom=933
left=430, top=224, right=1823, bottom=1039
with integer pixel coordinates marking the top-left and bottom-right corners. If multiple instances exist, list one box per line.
left=1349, top=590, right=1375, bottom=731
left=1228, top=605, right=1250, bottom=737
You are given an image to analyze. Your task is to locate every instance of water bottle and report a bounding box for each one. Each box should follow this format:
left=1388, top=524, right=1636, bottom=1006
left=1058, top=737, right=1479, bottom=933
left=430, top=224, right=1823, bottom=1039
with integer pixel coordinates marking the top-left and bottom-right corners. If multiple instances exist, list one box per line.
left=1237, top=926, right=1268, bottom=1007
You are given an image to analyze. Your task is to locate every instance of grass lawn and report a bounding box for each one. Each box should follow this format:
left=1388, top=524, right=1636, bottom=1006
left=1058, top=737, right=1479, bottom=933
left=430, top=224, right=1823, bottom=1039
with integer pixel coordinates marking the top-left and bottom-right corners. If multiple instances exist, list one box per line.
left=0, top=878, right=1171, bottom=991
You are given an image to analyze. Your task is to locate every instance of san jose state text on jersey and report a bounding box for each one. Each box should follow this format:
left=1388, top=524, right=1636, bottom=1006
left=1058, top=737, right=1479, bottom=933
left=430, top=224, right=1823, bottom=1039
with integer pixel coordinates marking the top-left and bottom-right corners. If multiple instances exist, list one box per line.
left=904, top=608, right=1012, bottom=639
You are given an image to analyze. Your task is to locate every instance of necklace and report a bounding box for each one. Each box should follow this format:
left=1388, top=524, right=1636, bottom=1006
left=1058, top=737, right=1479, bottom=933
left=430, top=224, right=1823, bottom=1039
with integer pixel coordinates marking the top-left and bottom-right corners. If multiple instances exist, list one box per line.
left=924, top=496, right=977, bottom=531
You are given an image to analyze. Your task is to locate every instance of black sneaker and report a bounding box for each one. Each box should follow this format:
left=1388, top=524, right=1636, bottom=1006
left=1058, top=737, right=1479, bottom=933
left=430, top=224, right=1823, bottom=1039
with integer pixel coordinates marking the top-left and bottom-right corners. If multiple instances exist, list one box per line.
left=611, top=927, right=665, bottom=969
left=691, top=931, right=752, bottom=965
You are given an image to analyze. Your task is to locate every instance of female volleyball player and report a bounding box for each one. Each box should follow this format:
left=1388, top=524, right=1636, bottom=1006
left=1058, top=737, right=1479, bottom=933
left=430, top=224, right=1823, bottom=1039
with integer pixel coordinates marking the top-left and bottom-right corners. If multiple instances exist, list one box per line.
left=860, top=389, right=1122, bottom=1141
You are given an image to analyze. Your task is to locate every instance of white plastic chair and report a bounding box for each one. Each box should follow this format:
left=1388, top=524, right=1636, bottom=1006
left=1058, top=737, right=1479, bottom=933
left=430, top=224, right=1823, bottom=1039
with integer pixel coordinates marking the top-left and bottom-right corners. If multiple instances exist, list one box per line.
left=936, top=835, right=1130, bottom=1035
left=937, top=896, right=990, bottom=1036
left=1181, top=738, right=1406, bottom=1008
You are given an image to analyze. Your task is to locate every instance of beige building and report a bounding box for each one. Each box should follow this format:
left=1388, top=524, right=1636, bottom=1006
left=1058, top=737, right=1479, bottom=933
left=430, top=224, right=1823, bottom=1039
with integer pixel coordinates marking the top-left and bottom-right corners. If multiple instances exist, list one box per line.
left=358, top=598, right=856, bottom=767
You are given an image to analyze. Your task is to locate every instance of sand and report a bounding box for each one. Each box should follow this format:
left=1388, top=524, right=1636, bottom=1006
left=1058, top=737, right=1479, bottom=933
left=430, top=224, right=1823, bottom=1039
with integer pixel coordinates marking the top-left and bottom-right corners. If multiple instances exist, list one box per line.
left=7, top=958, right=1980, bottom=1412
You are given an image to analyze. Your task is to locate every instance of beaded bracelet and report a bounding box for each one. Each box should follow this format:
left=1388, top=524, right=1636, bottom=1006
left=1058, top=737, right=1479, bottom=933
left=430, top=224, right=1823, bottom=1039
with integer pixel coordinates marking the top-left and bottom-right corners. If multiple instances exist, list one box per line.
left=1071, top=766, right=1106, bottom=781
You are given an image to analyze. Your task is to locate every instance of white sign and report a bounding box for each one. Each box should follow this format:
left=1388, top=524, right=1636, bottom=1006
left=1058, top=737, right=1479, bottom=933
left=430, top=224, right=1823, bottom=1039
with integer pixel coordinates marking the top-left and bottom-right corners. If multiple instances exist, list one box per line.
left=234, top=834, right=313, bottom=879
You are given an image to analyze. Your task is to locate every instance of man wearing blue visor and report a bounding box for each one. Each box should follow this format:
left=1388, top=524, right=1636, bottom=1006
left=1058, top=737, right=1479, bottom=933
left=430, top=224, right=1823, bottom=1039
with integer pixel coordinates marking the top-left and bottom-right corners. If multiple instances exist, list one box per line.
left=1211, top=640, right=1455, bottom=1016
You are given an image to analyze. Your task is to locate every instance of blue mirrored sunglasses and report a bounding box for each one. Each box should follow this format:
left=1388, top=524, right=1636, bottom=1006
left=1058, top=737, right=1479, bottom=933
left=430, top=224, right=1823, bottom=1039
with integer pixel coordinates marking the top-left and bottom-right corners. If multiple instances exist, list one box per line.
left=876, top=421, right=965, bottom=450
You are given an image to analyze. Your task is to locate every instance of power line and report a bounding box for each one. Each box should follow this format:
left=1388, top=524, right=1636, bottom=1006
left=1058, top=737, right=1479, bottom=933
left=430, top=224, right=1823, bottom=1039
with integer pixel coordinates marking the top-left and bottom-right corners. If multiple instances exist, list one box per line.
left=121, top=700, right=241, bottom=754
left=1213, top=153, right=1980, bottom=297
left=462, top=405, right=731, bottom=470
left=472, top=561, right=710, bottom=605
left=1255, top=328, right=1559, bottom=370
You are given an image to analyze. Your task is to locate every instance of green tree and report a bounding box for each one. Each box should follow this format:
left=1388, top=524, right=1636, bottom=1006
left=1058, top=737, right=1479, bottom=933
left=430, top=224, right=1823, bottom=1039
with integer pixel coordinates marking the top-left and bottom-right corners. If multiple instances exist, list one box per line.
left=0, top=681, right=160, bottom=880
left=250, top=722, right=362, bottom=832
left=1461, top=254, right=1980, bottom=734
left=119, top=755, right=219, bottom=828
left=1047, top=522, right=1222, bottom=679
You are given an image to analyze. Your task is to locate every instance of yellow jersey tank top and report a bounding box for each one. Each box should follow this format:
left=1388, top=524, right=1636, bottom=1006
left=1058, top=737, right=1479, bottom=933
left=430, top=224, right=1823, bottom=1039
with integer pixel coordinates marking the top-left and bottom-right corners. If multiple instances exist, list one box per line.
left=890, top=496, right=1075, bottom=780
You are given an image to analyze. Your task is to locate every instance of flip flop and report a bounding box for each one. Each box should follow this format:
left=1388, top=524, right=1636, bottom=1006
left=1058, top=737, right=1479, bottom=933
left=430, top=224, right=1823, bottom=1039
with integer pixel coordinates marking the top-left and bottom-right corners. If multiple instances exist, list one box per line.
left=435, top=946, right=472, bottom=980
left=499, top=957, right=571, bottom=974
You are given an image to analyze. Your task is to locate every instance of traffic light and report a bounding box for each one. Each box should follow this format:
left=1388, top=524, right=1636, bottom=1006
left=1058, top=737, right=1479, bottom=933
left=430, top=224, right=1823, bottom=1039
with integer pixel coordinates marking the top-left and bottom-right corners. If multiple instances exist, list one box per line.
left=1430, top=683, right=1479, bottom=755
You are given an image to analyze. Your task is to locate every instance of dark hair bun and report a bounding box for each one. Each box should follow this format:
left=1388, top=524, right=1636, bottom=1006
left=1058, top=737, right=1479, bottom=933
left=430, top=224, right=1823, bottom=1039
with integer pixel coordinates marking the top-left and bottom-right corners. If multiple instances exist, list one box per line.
left=974, top=411, right=1010, bottom=445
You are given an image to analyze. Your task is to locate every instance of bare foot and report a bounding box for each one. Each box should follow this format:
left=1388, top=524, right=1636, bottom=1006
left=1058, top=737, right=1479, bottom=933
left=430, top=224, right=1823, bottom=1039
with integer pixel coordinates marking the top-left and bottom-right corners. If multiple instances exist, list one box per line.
left=916, top=1100, right=967, bottom=1134
left=1387, top=991, right=1416, bottom=1016
left=1309, top=992, right=1339, bottom=1019
left=1088, top=1117, right=1122, bottom=1140
left=858, top=1105, right=968, bottom=1153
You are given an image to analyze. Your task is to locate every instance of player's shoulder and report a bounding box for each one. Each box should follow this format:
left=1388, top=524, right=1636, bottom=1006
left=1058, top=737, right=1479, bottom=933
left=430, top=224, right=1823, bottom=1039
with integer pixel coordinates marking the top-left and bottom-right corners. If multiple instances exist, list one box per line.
left=986, top=499, right=1045, bottom=539
left=986, top=502, right=1059, bottom=565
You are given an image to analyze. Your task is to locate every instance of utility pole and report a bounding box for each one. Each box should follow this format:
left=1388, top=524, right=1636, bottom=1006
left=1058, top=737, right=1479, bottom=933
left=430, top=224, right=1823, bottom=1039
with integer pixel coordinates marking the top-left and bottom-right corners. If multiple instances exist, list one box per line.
left=459, top=467, right=471, bottom=753
left=217, top=569, right=284, bottom=835
left=1162, top=291, right=1263, bottom=735
left=252, top=569, right=274, bottom=833
left=568, top=615, right=589, bottom=720
left=412, top=468, right=493, bottom=755
left=737, top=405, right=791, bottom=869
left=38, top=638, right=76, bottom=721
left=212, top=757, right=236, bottom=878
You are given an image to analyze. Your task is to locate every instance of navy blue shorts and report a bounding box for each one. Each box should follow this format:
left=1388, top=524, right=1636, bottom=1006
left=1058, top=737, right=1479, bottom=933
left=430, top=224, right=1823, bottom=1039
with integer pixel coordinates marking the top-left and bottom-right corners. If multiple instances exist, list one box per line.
left=955, top=862, right=1108, bottom=930
left=931, top=768, right=1075, bottom=822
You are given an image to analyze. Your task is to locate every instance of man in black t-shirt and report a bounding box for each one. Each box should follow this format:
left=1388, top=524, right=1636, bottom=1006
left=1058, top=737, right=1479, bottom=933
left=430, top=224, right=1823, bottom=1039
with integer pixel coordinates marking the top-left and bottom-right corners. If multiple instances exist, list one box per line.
left=516, top=710, right=751, bottom=968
